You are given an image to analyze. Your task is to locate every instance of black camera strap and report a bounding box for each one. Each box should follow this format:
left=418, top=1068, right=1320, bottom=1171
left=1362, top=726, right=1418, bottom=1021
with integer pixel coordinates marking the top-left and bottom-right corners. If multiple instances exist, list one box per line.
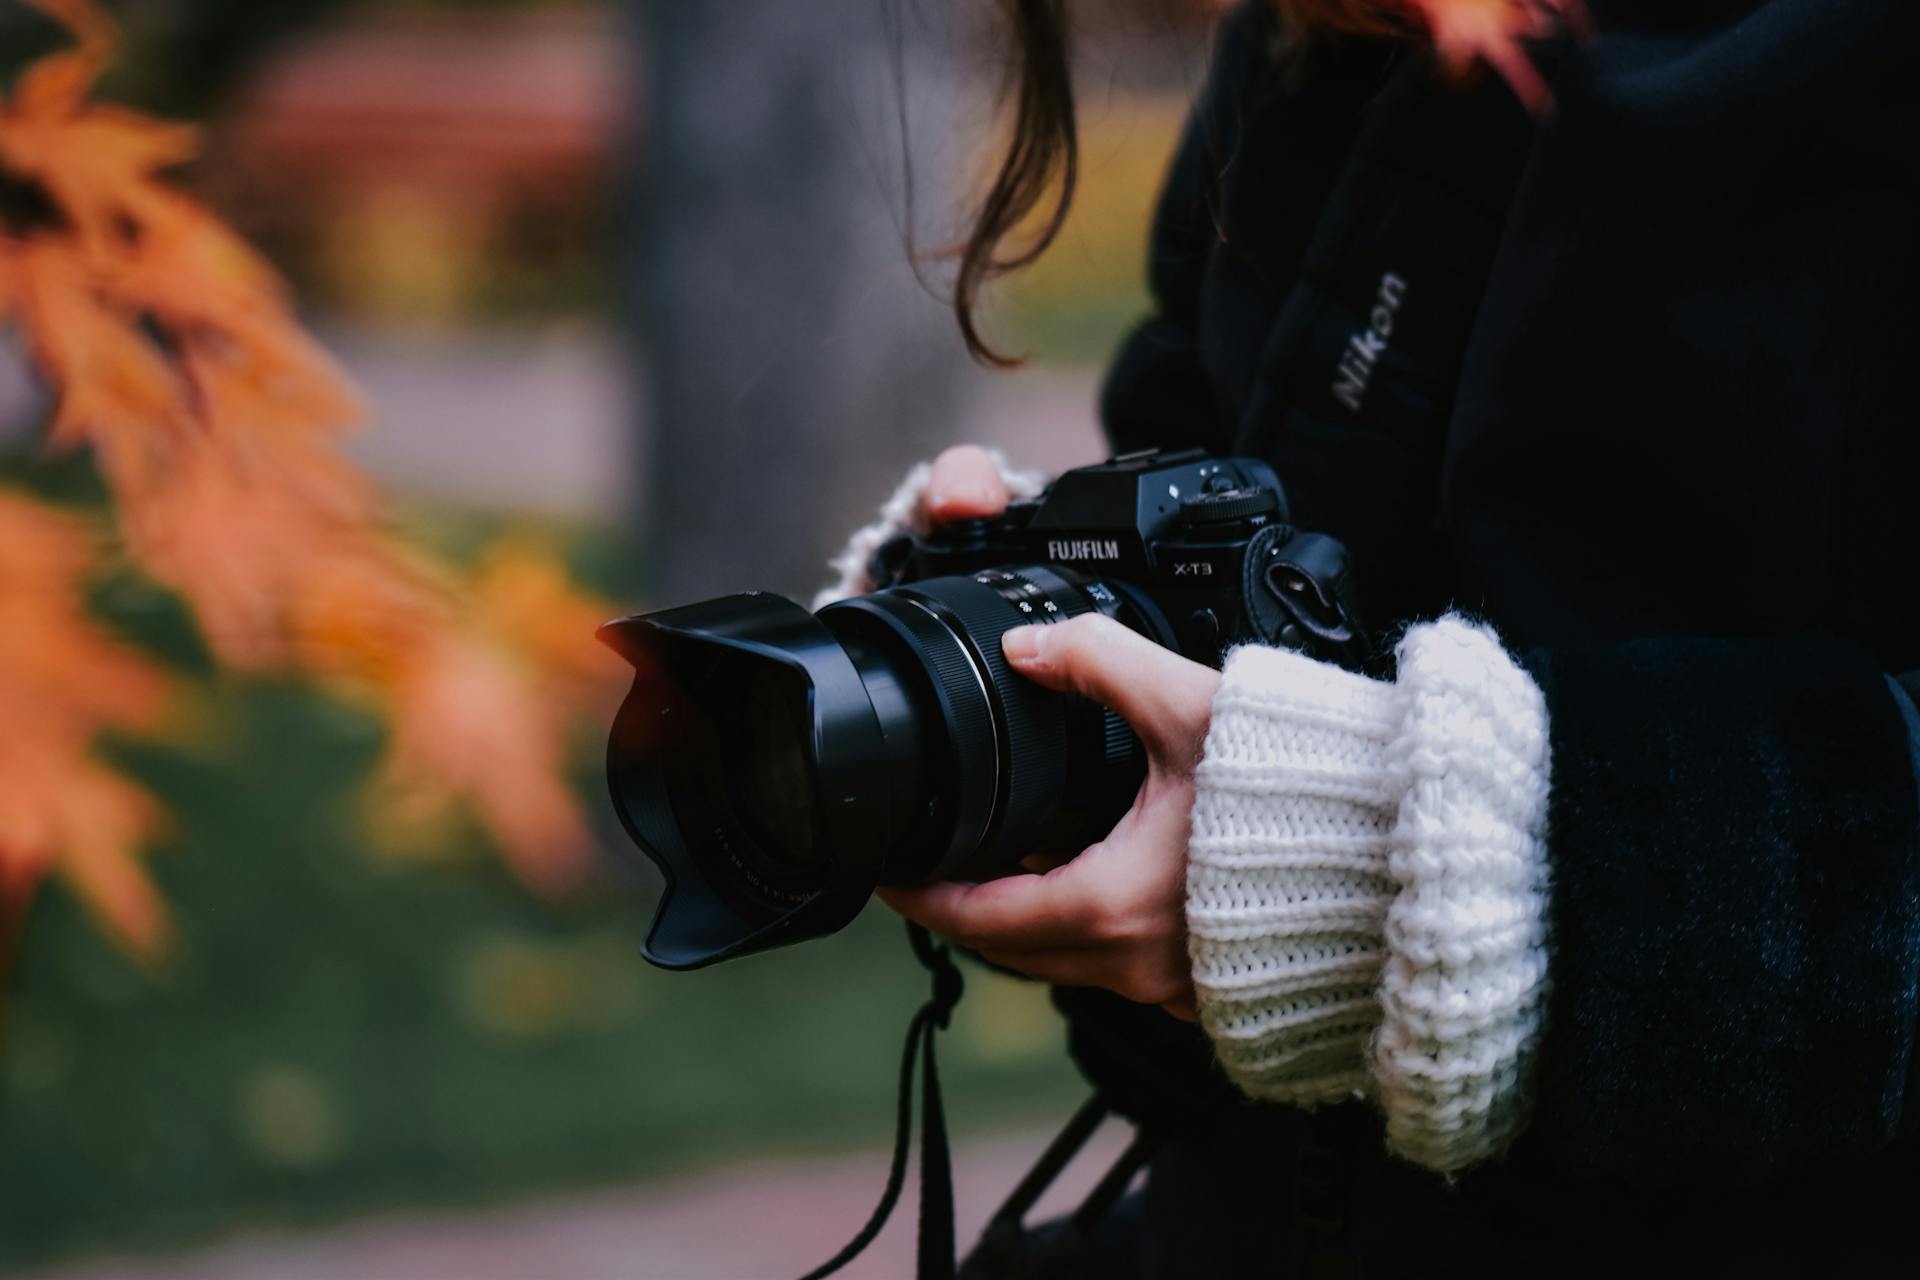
left=961, top=1093, right=1161, bottom=1278
left=797, top=929, right=1169, bottom=1280
left=798, top=923, right=962, bottom=1280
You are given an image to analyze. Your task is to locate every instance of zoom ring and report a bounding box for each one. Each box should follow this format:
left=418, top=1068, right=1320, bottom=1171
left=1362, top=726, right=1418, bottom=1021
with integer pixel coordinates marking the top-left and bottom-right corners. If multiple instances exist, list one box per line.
left=904, top=573, right=1073, bottom=860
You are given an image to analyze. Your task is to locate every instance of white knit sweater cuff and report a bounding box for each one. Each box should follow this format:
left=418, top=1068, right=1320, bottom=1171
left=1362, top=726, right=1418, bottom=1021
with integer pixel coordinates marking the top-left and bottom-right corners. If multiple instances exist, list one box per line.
left=1186, top=615, right=1552, bottom=1174
left=808, top=449, right=1048, bottom=610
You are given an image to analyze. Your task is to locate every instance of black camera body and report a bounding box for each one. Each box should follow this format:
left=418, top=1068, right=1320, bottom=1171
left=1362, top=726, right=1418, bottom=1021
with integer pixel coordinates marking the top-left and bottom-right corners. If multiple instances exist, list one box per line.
left=872, top=447, right=1369, bottom=672
left=598, top=449, right=1367, bottom=971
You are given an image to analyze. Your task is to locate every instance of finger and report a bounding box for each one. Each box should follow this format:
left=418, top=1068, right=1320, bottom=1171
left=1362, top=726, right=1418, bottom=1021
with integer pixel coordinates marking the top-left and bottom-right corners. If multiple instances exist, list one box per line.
left=922, top=445, right=1009, bottom=525
left=1001, top=614, right=1220, bottom=763
left=876, top=870, right=1099, bottom=952
left=974, top=946, right=1195, bottom=1013
left=1161, top=996, right=1197, bottom=1023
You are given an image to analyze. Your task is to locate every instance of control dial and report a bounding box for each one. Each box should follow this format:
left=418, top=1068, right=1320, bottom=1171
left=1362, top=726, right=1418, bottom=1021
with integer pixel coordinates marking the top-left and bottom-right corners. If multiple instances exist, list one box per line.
left=1175, top=487, right=1280, bottom=528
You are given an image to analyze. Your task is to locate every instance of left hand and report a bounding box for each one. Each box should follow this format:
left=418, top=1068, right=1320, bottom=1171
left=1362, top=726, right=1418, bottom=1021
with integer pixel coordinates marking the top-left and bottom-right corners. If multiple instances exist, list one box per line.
left=877, top=613, right=1221, bottom=1021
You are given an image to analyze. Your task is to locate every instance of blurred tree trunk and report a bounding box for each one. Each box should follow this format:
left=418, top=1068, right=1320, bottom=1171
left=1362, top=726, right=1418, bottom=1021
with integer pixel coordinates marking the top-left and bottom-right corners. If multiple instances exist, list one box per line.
left=636, top=0, right=972, bottom=604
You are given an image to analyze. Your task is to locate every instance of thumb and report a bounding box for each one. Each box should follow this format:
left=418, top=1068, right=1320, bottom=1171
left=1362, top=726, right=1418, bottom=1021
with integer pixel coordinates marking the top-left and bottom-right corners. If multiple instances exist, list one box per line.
left=1001, top=613, right=1219, bottom=764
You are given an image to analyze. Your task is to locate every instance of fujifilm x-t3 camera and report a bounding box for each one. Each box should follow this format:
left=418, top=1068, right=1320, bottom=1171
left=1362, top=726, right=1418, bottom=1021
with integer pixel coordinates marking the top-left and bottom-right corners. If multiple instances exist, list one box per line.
left=598, top=448, right=1369, bottom=970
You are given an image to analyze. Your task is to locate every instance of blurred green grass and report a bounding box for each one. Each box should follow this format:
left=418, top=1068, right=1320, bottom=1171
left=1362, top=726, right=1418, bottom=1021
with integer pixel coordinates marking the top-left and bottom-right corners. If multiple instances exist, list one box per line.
left=0, top=501, right=1086, bottom=1272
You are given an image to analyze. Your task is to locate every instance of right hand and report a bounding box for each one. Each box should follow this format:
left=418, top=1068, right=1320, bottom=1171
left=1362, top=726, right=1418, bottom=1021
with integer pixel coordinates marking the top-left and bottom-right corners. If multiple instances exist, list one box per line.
left=920, top=444, right=1012, bottom=528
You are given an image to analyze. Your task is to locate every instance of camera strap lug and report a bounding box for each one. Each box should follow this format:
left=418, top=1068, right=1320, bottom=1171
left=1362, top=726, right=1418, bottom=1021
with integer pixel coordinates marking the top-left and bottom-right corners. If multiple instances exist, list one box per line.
left=1246, top=525, right=1375, bottom=670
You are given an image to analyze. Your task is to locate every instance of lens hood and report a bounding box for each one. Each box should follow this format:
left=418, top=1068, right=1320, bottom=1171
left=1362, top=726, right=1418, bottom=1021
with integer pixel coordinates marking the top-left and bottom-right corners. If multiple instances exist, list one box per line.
left=598, top=594, right=904, bottom=968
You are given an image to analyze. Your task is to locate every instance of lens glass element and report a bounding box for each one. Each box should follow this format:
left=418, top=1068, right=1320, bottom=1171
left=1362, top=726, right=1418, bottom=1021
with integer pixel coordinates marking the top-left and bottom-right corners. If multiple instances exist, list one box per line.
left=732, top=667, right=820, bottom=873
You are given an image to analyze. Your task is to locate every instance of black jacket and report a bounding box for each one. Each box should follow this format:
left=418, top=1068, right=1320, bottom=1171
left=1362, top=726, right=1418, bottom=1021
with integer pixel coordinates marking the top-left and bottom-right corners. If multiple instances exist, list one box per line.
left=1092, top=0, right=1920, bottom=1269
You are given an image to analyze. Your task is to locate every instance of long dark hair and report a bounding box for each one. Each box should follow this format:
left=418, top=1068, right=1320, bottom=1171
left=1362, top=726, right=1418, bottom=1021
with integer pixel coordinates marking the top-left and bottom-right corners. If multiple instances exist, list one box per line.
left=956, top=0, right=1407, bottom=366
left=952, top=0, right=1078, bottom=368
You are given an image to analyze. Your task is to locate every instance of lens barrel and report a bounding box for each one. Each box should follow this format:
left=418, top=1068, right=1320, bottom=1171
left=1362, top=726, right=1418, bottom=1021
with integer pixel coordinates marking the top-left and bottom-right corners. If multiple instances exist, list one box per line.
left=599, top=566, right=1171, bottom=968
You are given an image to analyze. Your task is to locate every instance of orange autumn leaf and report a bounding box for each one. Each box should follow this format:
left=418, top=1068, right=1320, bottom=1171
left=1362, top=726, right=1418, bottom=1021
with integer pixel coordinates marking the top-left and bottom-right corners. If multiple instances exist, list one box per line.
left=467, top=539, right=628, bottom=717
left=0, top=493, right=167, bottom=735
left=0, top=491, right=172, bottom=958
left=0, top=0, right=362, bottom=473
left=6, top=0, right=115, bottom=125
left=0, top=3, right=189, bottom=254
left=374, top=629, right=594, bottom=895
left=1405, top=0, right=1591, bottom=109
left=10, top=46, right=103, bottom=118
left=174, top=319, right=365, bottom=447
left=109, top=187, right=288, bottom=313
left=288, top=535, right=617, bottom=890
left=1282, top=0, right=1591, bottom=110
left=104, top=443, right=370, bottom=668
left=0, top=0, right=623, bottom=950
left=18, top=0, right=115, bottom=63
left=6, top=240, right=193, bottom=459
left=0, top=106, right=198, bottom=254
left=0, top=744, right=169, bottom=958
left=286, top=534, right=454, bottom=688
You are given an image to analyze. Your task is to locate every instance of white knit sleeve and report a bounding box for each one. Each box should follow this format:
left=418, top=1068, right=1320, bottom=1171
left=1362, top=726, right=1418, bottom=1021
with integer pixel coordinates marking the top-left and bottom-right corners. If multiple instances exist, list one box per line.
left=807, top=448, right=1048, bottom=610
left=1185, top=614, right=1552, bottom=1174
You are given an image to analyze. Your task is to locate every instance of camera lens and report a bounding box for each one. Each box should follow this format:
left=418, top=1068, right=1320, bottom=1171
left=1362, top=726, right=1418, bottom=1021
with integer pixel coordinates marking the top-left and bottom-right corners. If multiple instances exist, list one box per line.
left=733, top=669, right=820, bottom=873
left=821, top=566, right=1165, bottom=886
left=599, top=566, right=1174, bottom=968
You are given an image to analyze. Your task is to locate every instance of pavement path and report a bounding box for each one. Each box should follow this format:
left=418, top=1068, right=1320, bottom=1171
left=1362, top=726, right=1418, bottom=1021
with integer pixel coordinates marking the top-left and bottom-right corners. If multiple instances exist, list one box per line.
left=22, top=1123, right=1137, bottom=1280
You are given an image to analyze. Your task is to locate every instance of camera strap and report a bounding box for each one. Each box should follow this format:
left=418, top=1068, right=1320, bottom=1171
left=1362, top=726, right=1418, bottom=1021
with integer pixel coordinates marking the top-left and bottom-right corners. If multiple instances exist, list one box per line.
left=798, top=922, right=963, bottom=1280
left=961, top=1093, right=1161, bottom=1278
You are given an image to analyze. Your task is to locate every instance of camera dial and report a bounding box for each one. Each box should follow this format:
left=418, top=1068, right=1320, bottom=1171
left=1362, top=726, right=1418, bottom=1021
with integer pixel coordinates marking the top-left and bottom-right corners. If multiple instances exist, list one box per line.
left=1175, top=487, right=1280, bottom=527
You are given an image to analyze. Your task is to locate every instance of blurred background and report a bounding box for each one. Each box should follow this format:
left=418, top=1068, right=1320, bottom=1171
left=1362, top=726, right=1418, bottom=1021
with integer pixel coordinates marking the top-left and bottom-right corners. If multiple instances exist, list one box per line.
left=0, top=1, right=1222, bottom=1275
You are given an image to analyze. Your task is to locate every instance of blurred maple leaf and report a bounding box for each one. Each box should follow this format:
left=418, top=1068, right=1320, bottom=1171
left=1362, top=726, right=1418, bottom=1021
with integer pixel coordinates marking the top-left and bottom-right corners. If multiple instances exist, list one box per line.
left=1283, top=0, right=1591, bottom=109
left=467, top=539, right=629, bottom=719
left=0, top=492, right=171, bottom=958
left=374, top=628, right=596, bottom=895
left=0, top=0, right=626, bottom=964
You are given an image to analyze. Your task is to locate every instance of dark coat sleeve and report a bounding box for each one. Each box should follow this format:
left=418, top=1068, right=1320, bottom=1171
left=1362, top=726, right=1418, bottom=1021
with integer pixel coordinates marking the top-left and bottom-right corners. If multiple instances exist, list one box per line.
left=1104, top=1, right=1920, bottom=1183
left=1516, top=637, right=1920, bottom=1181
left=1433, top=0, right=1920, bottom=1181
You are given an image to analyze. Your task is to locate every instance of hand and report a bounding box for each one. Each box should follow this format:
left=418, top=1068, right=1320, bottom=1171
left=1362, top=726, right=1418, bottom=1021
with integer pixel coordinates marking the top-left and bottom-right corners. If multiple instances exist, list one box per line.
left=919, top=443, right=1014, bottom=527
left=878, top=612, right=1221, bottom=1022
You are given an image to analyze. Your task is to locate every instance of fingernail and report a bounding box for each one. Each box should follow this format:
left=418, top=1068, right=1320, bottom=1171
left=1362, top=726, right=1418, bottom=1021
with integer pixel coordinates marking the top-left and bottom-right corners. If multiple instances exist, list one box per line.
left=1002, top=625, right=1047, bottom=663
left=930, top=481, right=991, bottom=510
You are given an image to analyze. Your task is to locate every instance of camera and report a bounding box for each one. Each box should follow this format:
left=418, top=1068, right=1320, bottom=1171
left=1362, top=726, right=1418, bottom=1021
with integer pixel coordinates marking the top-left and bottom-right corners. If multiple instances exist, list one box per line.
left=597, top=448, right=1369, bottom=970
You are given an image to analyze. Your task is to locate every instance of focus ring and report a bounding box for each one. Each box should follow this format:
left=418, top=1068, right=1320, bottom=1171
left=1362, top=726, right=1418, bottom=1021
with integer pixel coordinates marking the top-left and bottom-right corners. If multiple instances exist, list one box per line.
left=821, top=593, right=999, bottom=867
left=903, top=575, right=1070, bottom=860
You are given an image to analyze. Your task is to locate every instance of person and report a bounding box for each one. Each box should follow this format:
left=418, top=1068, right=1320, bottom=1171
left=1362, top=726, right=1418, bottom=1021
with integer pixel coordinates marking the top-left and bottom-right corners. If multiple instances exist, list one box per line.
left=815, top=0, right=1920, bottom=1271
